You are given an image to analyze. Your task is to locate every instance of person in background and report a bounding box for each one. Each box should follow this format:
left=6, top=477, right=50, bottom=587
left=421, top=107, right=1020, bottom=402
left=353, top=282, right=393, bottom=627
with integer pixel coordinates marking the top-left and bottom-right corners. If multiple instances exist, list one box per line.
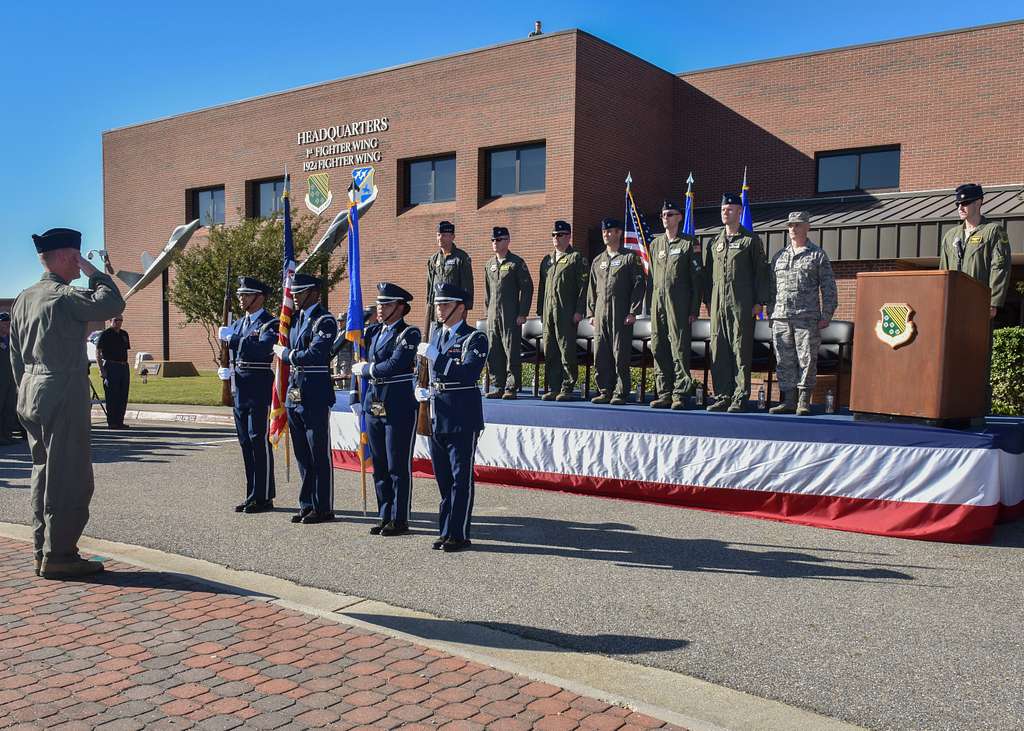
left=96, top=315, right=131, bottom=429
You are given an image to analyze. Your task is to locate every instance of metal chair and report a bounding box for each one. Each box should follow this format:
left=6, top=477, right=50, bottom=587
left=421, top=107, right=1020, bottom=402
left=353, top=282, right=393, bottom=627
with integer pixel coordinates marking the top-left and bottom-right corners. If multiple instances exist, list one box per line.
left=752, top=319, right=775, bottom=410
left=630, top=316, right=653, bottom=401
left=817, top=320, right=855, bottom=407
left=520, top=318, right=545, bottom=395
left=576, top=319, right=596, bottom=398
left=689, top=318, right=712, bottom=393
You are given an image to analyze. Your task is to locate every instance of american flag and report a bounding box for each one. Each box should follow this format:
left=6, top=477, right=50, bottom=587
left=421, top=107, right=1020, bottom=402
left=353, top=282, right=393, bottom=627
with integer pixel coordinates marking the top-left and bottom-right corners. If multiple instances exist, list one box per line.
left=623, top=173, right=651, bottom=275
left=269, top=176, right=295, bottom=445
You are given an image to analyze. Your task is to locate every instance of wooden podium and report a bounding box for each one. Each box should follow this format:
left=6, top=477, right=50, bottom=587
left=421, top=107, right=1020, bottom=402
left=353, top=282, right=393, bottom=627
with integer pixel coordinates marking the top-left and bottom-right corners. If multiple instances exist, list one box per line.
left=849, top=270, right=990, bottom=422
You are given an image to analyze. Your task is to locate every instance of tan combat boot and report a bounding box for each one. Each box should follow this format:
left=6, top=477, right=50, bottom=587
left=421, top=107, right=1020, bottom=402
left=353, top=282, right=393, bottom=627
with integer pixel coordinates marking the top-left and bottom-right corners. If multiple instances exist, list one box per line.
left=40, top=557, right=105, bottom=580
left=650, top=394, right=673, bottom=409
left=796, top=390, right=812, bottom=416
left=770, top=391, right=797, bottom=414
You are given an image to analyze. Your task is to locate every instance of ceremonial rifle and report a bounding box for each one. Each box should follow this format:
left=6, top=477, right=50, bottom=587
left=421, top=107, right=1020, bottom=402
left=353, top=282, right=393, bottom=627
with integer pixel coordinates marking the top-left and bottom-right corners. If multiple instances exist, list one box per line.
left=219, top=261, right=233, bottom=407
left=416, top=300, right=433, bottom=437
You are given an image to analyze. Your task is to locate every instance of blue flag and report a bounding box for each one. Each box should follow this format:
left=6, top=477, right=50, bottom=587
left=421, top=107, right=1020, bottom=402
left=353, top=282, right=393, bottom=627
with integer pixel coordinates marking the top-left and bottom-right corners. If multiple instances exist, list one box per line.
left=740, top=167, right=753, bottom=231
left=343, top=178, right=370, bottom=464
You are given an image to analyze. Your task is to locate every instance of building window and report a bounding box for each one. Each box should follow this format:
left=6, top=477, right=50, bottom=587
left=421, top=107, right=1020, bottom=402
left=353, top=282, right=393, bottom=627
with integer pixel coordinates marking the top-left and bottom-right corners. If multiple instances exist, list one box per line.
left=816, top=147, right=900, bottom=193
left=486, top=143, right=545, bottom=197
left=405, top=155, right=456, bottom=206
left=189, top=186, right=225, bottom=226
left=251, top=178, right=285, bottom=218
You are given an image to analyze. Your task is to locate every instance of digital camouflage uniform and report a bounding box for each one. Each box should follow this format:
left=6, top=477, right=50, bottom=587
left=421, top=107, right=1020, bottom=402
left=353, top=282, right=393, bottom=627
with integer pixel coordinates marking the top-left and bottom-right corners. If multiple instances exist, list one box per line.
left=587, top=249, right=645, bottom=400
left=426, top=245, right=474, bottom=330
left=483, top=251, right=533, bottom=393
left=648, top=232, right=703, bottom=403
left=537, top=247, right=588, bottom=396
left=938, top=217, right=1011, bottom=309
left=703, top=227, right=770, bottom=405
left=768, top=241, right=837, bottom=395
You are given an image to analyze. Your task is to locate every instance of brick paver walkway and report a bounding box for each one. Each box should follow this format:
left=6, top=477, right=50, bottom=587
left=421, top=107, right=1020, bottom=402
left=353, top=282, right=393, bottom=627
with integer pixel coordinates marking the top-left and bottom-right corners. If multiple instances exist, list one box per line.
left=0, top=537, right=686, bottom=730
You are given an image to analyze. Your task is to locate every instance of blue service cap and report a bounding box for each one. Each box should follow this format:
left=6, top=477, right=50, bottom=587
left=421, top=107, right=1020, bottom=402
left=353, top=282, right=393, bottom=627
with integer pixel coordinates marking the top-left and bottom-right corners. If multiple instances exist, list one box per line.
left=291, top=273, right=323, bottom=293
left=954, top=183, right=984, bottom=206
left=437, top=220, right=455, bottom=234
left=236, top=276, right=272, bottom=295
left=376, top=282, right=413, bottom=304
left=32, top=228, right=81, bottom=253
left=601, top=218, right=622, bottom=231
left=491, top=226, right=510, bottom=240
left=434, top=283, right=469, bottom=304
left=721, top=193, right=743, bottom=206
left=552, top=220, right=571, bottom=235
left=662, top=200, right=682, bottom=213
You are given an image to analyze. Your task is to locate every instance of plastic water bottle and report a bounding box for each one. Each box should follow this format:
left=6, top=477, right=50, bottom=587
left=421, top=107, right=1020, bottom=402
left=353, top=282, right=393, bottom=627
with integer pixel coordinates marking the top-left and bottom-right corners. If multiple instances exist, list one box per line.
left=695, top=383, right=705, bottom=407
left=757, top=386, right=766, bottom=410
left=825, top=389, right=835, bottom=414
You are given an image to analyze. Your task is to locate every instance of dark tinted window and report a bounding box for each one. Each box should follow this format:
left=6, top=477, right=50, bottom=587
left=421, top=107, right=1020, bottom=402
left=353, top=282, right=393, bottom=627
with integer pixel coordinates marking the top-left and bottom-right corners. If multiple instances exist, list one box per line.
left=256, top=179, right=285, bottom=218
left=486, top=143, right=545, bottom=197
left=405, top=155, right=456, bottom=205
left=817, top=147, right=899, bottom=193
left=193, top=187, right=225, bottom=226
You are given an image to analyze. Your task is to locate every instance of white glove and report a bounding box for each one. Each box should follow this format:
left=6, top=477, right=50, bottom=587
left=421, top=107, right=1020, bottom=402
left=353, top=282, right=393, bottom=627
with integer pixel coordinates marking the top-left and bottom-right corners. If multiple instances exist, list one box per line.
left=350, top=402, right=362, bottom=418
left=272, top=344, right=289, bottom=360
left=217, top=326, right=232, bottom=341
left=415, top=386, right=434, bottom=402
left=416, top=342, right=439, bottom=362
left=350, top=362, right=371, bottom=377
left=217, top=367, right=232, bottom=381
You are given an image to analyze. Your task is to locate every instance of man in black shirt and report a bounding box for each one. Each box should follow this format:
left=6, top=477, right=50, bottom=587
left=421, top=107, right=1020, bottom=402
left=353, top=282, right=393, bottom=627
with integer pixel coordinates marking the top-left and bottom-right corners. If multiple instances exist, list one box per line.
left=96, top=316, right=131, bottom=429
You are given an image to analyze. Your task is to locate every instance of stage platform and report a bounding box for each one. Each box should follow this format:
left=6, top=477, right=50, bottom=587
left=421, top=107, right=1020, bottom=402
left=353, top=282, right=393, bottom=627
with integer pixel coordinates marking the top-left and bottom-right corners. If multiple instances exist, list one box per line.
left=330, top=392, right=1024, bottom=544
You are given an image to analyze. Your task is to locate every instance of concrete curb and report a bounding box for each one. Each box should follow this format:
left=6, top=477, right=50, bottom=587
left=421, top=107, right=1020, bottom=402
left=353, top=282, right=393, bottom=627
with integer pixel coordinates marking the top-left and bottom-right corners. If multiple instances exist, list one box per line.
left=0, top=521, right=863, bottom=731
left=91, top=405, right=234, bottom=426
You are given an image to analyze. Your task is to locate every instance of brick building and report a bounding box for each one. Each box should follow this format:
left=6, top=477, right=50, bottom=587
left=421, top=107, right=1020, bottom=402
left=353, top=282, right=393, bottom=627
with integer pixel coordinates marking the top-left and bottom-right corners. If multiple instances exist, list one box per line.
left=103, top=21, right=1023, bottom=367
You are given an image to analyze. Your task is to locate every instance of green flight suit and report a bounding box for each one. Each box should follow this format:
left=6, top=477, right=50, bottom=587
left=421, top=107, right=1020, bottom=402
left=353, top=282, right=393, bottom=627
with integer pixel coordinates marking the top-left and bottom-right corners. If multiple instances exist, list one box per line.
left=0, top=337, right=18, bottom=438
left=938, top=217, right=1011, bottom=308
left=587, top=249, right=645, bottom=399
left=537, top=247, right=589, bottom=395
left=649, top=232, right=703, bottom=400
left=426, top=245, right=474, bottom=330
left=703, top=227, right=770, bottom=404
left=10, top=271, right=125, bottom=565
left=484, top=251, right=534, bottom=392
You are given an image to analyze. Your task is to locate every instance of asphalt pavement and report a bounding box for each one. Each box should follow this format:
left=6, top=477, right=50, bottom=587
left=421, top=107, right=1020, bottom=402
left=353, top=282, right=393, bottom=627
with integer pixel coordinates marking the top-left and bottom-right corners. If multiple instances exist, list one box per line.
left=0, top=419, right=1021, bottom=731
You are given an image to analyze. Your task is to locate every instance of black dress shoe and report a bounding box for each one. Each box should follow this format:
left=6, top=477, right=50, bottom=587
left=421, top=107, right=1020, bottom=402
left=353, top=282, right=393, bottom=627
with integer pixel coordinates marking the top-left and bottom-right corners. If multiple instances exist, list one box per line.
left=301, top=511, right=335, bottom=525
left=441, top=539, right=472, bottom=553
left=234, top=502, right=250, bottom=513
left=369, top=523, right=385, bottom=535
left=108, top=423, right=131, bottom=430
left=381, top=522, right=409, bottom=537
left=291, top=508, right=313, bottom=523
left=431, top=538, right=447, bottom=550
left=244, top=500, right=274, bottom=514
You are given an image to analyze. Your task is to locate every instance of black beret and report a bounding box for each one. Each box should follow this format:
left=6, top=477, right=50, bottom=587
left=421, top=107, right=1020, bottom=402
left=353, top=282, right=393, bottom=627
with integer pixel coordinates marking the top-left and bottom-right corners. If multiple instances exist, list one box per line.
left=236, top=276, right=272, bottom=295
left=0, top=313, right=9, bottom=323
left=437, top=220, right=455, bottom=234
left=552, top=220, right=571, bottom=235
left=601, top=218, right=622, bottom=231
left=491, top=226, right=510, bottom=239
left=721, top=193, right=743, bottom=206
left=661, top=200, right=682, bottom=213
left=376, top=282, right=413, bottom=303
left=954, top=184, right=984, bottom=206
left=32, top=228, right=82, bottom=253
left=291, top=273, right=323, bottom=292
left=434, top=283, right=469, bottom=303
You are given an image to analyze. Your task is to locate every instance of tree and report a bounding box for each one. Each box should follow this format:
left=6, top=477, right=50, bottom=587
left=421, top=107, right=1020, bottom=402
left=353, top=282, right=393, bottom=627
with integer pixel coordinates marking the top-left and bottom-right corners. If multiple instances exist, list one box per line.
left=169, top=211, right=346, bottom=359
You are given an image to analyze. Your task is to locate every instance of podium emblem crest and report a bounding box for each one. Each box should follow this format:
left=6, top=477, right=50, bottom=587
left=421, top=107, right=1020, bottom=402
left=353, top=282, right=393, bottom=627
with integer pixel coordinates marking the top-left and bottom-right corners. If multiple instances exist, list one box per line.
left=875, top=303, right=915, bottom=349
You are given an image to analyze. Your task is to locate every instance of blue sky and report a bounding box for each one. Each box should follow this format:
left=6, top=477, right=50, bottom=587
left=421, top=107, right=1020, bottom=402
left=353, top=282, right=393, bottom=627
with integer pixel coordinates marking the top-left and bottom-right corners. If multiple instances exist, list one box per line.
left=2, top=2, right=1019, bottom=295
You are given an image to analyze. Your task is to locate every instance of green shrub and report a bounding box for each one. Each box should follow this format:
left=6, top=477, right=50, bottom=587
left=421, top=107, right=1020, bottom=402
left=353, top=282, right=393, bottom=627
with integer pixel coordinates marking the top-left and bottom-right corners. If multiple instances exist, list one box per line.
left=991, top=326, right=1024, bottom=416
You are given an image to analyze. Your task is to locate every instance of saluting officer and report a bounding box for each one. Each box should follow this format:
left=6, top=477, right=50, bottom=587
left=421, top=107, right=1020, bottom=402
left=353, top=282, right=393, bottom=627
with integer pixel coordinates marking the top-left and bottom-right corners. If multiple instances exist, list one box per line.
left=426, top=221, right=474, bottom=331
left=537, top=220, right=588, bottom=401
left=217, top=276, right=279, bottom=513
left=587, top=218, right=645, bottom=405
left=939, top=184, right=1012, bottom=319
left=703, top=194, right=770, bottom=413
left=415, top=284, right=488, bottom=553
left=11, top=228, right=124, bottom=578
left=349, top=283, right=421, bottom=536
left=648, top=200, right=703, bottom=410
left=273, top=273, right=338, bottom=525
left=483, top=226, right=534, bottom=399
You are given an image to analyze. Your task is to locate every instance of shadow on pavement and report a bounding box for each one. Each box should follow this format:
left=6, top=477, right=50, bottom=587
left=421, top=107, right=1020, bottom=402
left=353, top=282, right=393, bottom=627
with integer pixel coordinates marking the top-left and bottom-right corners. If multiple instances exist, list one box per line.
left=345, top=612, right=688, bottom=655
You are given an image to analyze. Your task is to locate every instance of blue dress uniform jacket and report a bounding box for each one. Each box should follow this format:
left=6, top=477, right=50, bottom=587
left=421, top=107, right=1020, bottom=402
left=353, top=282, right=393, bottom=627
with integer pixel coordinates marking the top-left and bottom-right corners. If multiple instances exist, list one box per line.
left=227, top=309, right=279, bottom=505
left=286, top=304, right=338, bottom=515
left=429, top=321, right=488, bottom=543
left=358, top=320, right=421, bottom=527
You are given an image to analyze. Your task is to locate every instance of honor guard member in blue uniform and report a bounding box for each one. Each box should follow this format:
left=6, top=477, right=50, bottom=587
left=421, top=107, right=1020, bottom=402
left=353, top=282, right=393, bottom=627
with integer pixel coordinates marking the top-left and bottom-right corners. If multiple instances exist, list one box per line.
left=217, top=276, right=279, bottom=513
left=272, top=273, right=338, bottom=524
left=415, top=284, right=488, bottom=553
left=350, top=283, right=421, bottom=536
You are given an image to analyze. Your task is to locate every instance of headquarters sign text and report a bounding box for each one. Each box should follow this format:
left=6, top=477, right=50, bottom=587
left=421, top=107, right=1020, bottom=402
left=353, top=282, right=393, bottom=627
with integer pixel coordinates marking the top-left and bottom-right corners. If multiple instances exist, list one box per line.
left=297, top=117, right=389, bottom=171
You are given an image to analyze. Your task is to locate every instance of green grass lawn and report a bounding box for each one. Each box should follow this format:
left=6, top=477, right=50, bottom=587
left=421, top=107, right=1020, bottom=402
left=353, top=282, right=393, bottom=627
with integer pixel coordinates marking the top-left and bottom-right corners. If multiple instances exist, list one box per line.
left=90, top=369, right=226, bottom=406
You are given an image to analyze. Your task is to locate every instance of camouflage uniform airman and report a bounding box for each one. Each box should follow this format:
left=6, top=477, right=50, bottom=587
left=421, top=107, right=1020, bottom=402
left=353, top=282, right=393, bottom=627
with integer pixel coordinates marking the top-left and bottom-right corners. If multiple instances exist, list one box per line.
left=768, top=212, right=837, bottom=415
left=483, top=227, right=534, bottom=398
left=537, top=221, right=588, bottom=400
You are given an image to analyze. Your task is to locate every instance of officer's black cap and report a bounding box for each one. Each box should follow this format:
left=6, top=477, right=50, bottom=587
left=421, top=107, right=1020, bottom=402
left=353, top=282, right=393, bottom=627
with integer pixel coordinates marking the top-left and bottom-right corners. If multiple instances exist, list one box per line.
left=491, top=226, right=510, bottom=240
left=32, top=228, right=81, bottom=253
left=437, top=220, right=455, bottom=234
left=434, top=283, right=469, bottom=304
left=601, top=218, right=622, bottom=231
left=291, top=273, right=323, bottom=292
left=0, top=313, right=9, bottom=323
left=552, top=220, right=571, bottom=235
left=954, top=184, right=984, bottom=206
left=721, top=193, right=742, bottom=206
left=376, top=282, right=413, bottom=304
left=236, top=276, right=272, bottom=295
left=661, top=200, right=682, bottom=213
